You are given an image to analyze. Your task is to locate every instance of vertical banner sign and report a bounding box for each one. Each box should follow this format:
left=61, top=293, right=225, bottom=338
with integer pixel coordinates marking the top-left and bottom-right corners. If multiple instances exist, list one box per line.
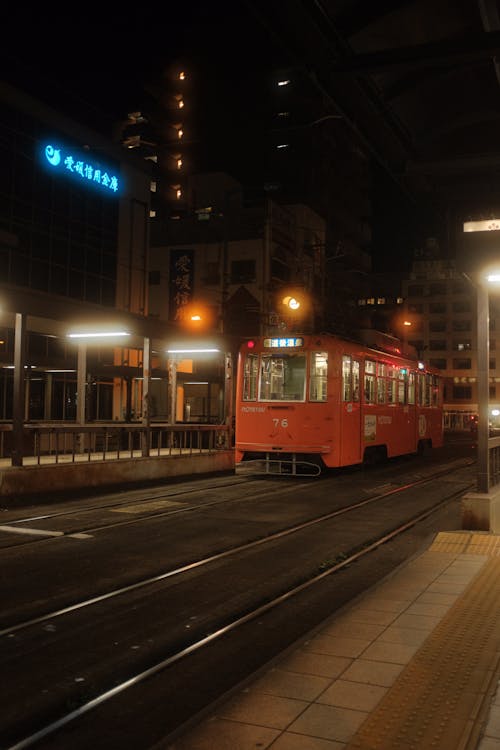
left=169, top=249, right=194, bottom=321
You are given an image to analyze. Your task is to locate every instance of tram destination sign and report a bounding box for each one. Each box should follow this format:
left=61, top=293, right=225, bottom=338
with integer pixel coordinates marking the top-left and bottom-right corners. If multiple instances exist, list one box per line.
left=264, top=337, right=304, bottom=348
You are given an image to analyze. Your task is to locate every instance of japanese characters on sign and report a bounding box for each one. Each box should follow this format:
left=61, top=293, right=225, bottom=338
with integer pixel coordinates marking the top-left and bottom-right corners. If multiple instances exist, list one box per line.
left=43, top=143, right=120, bottom=195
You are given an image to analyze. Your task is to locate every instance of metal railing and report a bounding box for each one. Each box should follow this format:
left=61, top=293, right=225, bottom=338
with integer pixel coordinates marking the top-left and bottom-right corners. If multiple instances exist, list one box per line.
left=0, top=422, right=232, bottom=466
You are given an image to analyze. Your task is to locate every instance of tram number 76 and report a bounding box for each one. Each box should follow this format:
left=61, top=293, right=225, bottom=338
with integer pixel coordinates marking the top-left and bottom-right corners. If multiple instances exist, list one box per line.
left=273, top=418, right=288, bottom=428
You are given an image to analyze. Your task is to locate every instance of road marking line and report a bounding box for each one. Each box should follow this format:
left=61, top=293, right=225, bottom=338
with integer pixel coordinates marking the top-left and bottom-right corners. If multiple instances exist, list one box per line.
left=0, top=525, right=64, bottom=537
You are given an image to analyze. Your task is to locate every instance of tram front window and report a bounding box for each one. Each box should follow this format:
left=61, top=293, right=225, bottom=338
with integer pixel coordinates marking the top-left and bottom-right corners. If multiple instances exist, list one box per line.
left=259, top=354, right=306, bottom=401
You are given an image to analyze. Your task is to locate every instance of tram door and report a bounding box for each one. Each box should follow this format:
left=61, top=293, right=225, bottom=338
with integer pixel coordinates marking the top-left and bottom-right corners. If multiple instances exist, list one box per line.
left=340, top=355, right=362, bottom=465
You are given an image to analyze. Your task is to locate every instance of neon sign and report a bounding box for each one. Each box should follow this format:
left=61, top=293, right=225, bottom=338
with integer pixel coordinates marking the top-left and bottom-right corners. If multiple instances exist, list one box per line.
left=264, top=337, right=304, bottom=348
left=42, top=143, right=120, bottom=195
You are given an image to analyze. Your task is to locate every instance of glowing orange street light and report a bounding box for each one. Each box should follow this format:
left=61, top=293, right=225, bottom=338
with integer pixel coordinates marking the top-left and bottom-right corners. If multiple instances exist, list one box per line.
left=282, top=295, right=301, bottom=311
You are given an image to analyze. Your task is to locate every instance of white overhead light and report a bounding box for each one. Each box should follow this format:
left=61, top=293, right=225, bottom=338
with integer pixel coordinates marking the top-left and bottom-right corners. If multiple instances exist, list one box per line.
left=68, top=331, right=130, bottom=339
left=167, top=348, right=220, bottom=354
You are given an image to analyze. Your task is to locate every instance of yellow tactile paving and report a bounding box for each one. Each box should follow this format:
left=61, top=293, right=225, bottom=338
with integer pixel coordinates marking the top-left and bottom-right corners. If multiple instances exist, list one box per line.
left=345, top=555, right=500, bottom=750
left=166, top=533, right=500, bottom=750
left=430, top=531, right=500, bottom=556
left=430, top=531, right=473, bottom=553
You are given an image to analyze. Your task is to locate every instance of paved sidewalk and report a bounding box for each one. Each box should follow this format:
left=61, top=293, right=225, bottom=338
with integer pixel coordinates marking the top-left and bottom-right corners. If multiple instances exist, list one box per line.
left=166, top=531, right=500, bottom=750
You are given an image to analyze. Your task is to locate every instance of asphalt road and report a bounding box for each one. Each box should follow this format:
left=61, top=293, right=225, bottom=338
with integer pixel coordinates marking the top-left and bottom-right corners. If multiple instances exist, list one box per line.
left=0, top=434, right=476, bottom=749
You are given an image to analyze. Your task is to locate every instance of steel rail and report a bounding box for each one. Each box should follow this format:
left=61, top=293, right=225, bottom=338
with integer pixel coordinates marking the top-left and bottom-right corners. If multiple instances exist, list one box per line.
left=1, top=460, right=474, bottom=638
left=6, top=477, right=474, bottom=750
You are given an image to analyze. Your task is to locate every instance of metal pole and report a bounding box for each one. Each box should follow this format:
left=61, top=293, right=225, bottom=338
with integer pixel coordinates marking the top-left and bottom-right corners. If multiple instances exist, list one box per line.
left=76, top=343, right=86, bottom=425
left=12, top=312, right=26, bottom=467
left=224, top=351, right=233, bottom=447
left=141, top=336, right=151, bottom=456
left=76, top=343, right=87, bottom=454
left=477, top=282, right=490, bottom=493
left=169, top=357, right=177, bottom=425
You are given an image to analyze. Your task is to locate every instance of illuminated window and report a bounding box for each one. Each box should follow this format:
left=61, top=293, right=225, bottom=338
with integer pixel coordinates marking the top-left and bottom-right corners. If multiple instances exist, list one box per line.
left=259, top=354, right=306, bottom=401
left=243, top=353, right=258, bottom=401
left=377, top=373, right=386, bottom=404
left=377, top=297, right=385, bottom=305
left=310, top=351, right=328, bottom=401
left=398, top=368, right=407, bottom=405
left=364, top=360, right=376, bottom=403
left=342, top=356, right=352, bottom=401
left=408, top=372, right=415, bottom=404
left=387, top=366, right=396, bottom=404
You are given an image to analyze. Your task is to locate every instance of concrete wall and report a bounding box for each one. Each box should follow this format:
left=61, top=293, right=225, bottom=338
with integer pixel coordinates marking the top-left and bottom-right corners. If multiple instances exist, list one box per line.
left=0, top=451, right=235, bottom=501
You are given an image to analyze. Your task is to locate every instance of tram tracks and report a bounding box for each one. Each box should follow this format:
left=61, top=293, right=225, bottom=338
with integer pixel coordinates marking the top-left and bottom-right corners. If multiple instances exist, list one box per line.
left=0, top=456, right=473, bottom=544
left=1, top=458, right=475, bottom=749
left=1, top=457, right=473, bottom=637
left=0, top=475, right=311, bottom=545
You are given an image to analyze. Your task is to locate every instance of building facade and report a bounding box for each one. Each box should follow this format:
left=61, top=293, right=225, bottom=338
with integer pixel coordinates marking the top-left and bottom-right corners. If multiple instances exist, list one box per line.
left=149, top=173, right=327, bottom=337
left=402, top=251, right=498, bottom=431
left=0, top=81, right=155, bottom=424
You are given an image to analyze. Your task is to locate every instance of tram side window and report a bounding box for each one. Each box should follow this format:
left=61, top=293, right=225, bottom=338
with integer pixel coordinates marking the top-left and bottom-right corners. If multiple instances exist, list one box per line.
left=342, top=356, right=360, bottom=402
left=342, top=356, right=352, bottom=401
left=377, top=362, right=386, bottom=403
left=398, top=369, right=407, bottom=405
left=418, top=373, right=431, bottom=406
left=408, top=372, right=416, bottom=404
left=387, top=365, right=397, bottom=404
left=259, top=354, right=306, bottom=401
left=364, top=359, right=376, bottom=403
left=353, top=359, right=360, bottom=401
left=243, top=353, right=258, bottom=401
left=310, top=351, right=328, bottom=401
left=429, top=374, right=440, bottom=406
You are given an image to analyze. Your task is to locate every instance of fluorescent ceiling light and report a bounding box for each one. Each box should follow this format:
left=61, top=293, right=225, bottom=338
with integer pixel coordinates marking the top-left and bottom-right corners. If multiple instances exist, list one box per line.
left=167, top=348, right=220, bottom=354
left=68, top=331, right=130, bottom=339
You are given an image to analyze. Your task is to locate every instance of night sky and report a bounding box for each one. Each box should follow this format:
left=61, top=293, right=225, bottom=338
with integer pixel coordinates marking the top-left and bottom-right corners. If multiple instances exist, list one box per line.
left=2, top=4, right=277, bottom=174
left=2, top=4, right=430, bottom=271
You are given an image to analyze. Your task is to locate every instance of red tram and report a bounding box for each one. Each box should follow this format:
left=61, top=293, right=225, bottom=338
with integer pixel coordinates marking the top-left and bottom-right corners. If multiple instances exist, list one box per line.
left=235, top=331, right=444, bottom=474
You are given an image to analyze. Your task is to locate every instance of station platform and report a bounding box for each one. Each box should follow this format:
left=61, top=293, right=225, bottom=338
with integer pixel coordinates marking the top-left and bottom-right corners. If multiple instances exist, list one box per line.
left=167, top=531, right=500, bottom=750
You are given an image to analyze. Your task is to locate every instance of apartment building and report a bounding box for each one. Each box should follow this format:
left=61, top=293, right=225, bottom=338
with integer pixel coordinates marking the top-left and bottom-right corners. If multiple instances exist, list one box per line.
left=401, top=250, right=499, bottom=431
